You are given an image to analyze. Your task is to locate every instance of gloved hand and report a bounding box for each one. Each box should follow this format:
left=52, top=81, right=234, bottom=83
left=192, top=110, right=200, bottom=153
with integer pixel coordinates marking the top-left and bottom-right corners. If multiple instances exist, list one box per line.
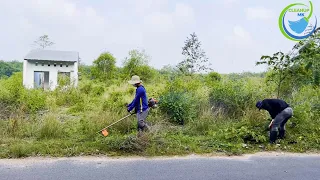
left=269, top=119, right=274, bottom=129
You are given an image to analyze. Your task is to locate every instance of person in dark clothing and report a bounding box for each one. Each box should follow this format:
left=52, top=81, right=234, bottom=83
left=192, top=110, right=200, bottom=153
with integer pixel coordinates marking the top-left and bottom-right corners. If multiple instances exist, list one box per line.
left=127, top=75, right=150, bottom=135
left=256, top=99, right=293, bottom=144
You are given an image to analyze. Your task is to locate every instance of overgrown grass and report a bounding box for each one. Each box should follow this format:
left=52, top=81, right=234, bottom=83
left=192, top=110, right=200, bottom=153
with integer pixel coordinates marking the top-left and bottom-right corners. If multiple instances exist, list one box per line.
left=0, top=72, right=319, bottom=158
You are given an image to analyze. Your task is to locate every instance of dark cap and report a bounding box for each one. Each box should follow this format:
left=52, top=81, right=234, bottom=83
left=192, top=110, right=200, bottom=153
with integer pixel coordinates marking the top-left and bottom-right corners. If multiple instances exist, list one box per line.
left=256, top=101, right=262, bottom=110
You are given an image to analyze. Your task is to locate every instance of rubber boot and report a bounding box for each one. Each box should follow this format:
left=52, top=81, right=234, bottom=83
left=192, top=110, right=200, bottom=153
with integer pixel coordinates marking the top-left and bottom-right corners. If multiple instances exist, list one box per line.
left=278, top=130, right=286, bottom=139
left=269, top=131, right=278, bottom=144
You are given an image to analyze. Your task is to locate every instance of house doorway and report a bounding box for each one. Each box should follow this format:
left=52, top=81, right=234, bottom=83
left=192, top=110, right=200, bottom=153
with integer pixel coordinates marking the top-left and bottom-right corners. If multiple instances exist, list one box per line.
left=34, top=71, right=49, bottom=90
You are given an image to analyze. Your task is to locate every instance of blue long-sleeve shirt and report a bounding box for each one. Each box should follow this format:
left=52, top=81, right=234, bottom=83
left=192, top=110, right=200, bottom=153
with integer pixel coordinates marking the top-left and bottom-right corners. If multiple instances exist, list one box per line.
left=127, top=85, right=149, bottom=113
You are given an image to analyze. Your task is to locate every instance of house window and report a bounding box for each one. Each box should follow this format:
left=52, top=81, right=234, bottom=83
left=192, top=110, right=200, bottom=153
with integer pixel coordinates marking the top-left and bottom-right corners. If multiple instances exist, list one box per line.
left=48, top=64, right=50, bottom=66
left=60, top=64, right=62, bottom=67
left=66, top=64, right=69, bottom=67
left=54, top=64, right=57, bottom=67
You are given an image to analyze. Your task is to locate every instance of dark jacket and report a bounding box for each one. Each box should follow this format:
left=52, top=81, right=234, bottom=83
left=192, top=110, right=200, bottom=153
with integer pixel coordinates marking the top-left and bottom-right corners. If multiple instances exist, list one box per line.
left=259, top=99, right=290, bottom=119
left=127, top=85, right=149, bottom=113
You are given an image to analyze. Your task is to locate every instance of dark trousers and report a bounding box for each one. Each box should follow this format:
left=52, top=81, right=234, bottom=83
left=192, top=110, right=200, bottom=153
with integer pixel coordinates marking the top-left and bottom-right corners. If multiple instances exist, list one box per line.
left=270, top=107, right=293, bottom=142
left=271, top=107, right=293, bottom=132
left=136, top=108, right=149, bottom=131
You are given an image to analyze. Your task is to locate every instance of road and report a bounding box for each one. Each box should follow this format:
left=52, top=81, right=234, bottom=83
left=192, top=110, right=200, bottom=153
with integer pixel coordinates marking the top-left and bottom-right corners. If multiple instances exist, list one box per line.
left=0, top=152, right=319, bottom=180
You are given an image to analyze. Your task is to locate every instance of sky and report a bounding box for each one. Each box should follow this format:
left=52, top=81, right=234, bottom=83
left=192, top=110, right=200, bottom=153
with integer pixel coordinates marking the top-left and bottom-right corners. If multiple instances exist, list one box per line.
left=0, top=0, right=319, bottom=74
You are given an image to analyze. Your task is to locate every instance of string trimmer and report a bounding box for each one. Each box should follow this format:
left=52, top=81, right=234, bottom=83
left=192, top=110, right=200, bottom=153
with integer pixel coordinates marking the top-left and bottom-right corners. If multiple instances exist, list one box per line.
left=98, top=97, right=159, bottom=137
left=97, top=113, right=134, bottom=137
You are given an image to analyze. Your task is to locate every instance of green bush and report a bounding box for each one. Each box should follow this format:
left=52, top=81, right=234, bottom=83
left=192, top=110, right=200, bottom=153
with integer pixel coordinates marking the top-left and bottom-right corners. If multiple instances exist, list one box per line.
left=92, top=85, right=105, bottom=96
left=80, top=81, right=93, bottom=95
left=0, top=72, right=24, bottom=104
left=290, top=85, right=320, bottom=124
left=159, top=91, right=197, bottom=125
left=209, top=79, right=269, bottom=118
left=217, top=121, right=267, bottom=144
left=166, top=75, right=202, bottom=93
left=205, top=72, right=221, bottom=86
left=19, top=89, right=46, bottom=113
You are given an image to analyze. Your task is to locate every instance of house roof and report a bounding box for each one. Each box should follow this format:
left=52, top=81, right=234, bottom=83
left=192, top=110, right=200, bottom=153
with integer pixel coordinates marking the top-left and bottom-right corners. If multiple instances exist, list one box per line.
left=24, top=49, right=79, bottom=62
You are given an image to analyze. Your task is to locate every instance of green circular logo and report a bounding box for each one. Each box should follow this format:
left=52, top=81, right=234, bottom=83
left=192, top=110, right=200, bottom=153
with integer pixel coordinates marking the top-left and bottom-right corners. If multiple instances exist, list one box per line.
left=279, top=1, right=317, bottom=41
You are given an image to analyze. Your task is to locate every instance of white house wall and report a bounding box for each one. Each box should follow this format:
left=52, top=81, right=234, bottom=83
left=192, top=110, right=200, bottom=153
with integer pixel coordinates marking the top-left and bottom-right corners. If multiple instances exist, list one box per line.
left=23, top=60, right=78, bottom=90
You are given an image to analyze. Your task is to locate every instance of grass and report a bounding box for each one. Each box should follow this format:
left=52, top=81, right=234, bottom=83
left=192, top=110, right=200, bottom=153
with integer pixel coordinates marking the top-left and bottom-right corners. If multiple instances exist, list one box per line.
left=0, top=73, right=319, bottom=158
left=0, top=110, right=318, bottom=158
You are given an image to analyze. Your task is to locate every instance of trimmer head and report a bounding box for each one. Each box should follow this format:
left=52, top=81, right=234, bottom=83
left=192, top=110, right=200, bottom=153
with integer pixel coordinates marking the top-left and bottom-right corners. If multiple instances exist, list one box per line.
left=101, top=129, right=109, bottom=137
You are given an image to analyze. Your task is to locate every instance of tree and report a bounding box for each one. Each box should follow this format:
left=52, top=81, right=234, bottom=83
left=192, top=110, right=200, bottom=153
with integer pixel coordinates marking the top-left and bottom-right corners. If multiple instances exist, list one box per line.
left=256, top=52, right=296, bottom=98
left=91, top=52, right=116, bottom=81
left=34, top=35, right=54, bottom=49
left=177, top=32, right=212, bottom=75
left=0, top=60, right=23, bottom=78
left=121, top=49, right=157, bottom=82
left=291, top=27, right=320, bottom=87
left=122, top=49, right=149, bottom=76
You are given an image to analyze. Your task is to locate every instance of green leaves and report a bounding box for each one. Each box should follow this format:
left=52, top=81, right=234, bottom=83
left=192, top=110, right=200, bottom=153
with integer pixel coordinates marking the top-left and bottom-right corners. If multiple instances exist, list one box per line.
left=0, top=60, right=22, bottom=79
left=91, top=52, right=117, bottom=82
left=159, top=91, right=197, bottom=125
left=121, top=49, right=157, bottom=82
left=178, top=32, right=212, bottom=75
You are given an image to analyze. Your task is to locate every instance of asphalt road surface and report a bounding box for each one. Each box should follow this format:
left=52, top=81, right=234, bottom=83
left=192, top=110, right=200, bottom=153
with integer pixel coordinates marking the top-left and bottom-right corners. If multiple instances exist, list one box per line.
left=0, top=152, right=320, bottom=180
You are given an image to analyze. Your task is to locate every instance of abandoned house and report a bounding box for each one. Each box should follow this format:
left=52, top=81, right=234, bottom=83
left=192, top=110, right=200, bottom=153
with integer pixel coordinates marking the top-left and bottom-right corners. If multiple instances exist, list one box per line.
left=23, top=49, right=79, bottom=90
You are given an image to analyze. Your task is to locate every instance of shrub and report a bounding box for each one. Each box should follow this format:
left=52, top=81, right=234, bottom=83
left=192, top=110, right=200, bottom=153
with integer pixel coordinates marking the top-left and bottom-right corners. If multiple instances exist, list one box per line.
left=218, top=124, right=267, bottom=144
left=159, top=91, right=197, bottom=125
left=205, top=72, right=221, bottom=85
left=166, top=75, right=202, bottom=93
left=80, top=81, right=93, bottom=95
left=209, top=79, right=269, bottom=118
left=19, top=89, right=46, bottom=113
left=290, top=85, right=320, bottom=124
left=92, top=85, right=105, bottom=96
left=0, top=72, right=24, bottom=104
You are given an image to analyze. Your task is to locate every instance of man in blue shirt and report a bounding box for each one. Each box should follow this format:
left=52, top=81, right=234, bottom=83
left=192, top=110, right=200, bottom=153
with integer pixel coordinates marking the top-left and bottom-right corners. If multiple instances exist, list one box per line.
left=127, top=75, right=150, bottom=135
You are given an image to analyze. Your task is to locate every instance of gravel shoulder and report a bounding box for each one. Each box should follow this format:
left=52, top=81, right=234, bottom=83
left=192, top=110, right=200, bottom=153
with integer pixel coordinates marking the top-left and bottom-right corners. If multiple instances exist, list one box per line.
left=1, top=151, right=320, bottom=165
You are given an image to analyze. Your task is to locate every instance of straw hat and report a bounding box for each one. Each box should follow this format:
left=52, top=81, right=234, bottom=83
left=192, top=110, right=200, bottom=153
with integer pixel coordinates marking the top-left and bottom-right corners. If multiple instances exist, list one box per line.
left=128, top=75, right=142, bottom=84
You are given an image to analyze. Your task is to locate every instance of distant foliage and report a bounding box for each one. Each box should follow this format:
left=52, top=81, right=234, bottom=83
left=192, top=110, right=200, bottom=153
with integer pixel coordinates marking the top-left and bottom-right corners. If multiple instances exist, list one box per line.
left=0, top=60, right=22, bottom=78
left=205, top=71, right=221, bottom=86
left=122, top=49, right=156, bottom=82
left=91, top=52, right=117, bottom=82
left=177, top=32, right=212, bottom=75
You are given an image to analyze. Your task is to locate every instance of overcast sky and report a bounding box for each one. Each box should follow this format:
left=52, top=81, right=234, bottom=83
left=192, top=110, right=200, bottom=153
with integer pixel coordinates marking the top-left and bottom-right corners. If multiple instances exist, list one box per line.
left=0, top=0, right=319, bottom=73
